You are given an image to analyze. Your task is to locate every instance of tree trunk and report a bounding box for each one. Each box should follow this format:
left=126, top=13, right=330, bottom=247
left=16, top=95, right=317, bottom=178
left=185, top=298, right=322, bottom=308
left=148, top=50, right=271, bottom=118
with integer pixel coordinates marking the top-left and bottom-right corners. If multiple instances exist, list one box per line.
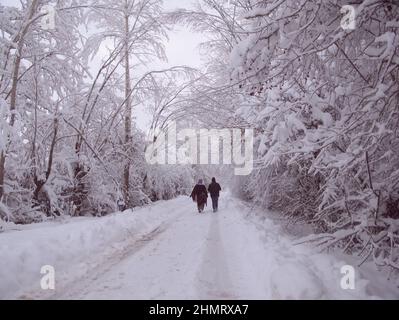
left=123, top=0, right=132, bottom=206
left=32, top=116, right=59, bottom=215
left=0, top=152, right=5, bottom=200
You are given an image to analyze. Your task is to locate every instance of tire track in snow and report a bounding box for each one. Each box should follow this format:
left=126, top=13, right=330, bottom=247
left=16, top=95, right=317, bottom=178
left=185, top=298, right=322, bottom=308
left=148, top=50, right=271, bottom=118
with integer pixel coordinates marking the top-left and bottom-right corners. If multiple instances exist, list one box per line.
left=54, top=225, right=167, bottom=300
left=196, top=214, right=237, bottom=299
left=18, top=225, right=166, bottom=300
left=74, top=204, right=211, bottom=299
left=18, top=206, right=189, bottom=300
left=15, top=195, right=396, bottom=300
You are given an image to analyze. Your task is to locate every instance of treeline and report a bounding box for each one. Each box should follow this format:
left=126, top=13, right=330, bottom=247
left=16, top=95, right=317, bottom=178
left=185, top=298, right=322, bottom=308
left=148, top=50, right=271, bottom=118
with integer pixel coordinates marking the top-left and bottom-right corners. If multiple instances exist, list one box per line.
left=0, top=0, right=195, bottom=224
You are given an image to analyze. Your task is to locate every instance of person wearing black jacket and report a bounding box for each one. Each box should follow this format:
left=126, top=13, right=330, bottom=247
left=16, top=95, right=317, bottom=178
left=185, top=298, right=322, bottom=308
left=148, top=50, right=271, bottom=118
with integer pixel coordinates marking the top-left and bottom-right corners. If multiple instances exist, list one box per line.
left=208, top=177, right=221, bottom=212
left=190, top=179, right=208, bottom=213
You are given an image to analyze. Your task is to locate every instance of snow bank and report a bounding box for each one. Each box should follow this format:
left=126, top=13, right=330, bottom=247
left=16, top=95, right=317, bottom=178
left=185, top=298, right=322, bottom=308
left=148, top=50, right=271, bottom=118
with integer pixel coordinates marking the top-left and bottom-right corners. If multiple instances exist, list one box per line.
left=0, top=197, right=186, bottom=299
left=244, top=205, right=399, bottom=300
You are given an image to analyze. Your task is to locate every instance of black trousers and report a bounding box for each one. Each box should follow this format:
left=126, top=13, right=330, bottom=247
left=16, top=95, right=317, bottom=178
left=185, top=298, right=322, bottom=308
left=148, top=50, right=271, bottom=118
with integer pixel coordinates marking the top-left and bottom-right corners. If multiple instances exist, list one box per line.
left=211, top=196, right=219, bottom=211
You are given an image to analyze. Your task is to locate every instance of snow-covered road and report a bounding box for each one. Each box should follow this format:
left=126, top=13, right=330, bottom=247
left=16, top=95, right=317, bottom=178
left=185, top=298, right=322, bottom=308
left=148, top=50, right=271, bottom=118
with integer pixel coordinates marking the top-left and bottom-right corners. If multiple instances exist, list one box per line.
left=1, top=194, right=398, bottom=300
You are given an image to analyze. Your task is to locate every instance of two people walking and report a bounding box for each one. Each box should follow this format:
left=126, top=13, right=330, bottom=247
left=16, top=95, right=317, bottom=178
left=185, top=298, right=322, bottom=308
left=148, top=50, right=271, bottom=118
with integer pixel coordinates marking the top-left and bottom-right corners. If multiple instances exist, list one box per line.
left=190, top=177, right=222, bottom=213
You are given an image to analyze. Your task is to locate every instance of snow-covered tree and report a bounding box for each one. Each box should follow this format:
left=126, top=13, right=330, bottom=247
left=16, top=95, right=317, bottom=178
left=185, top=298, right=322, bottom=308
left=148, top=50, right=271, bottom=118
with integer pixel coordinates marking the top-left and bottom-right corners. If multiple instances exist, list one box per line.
left=84, top=0, right=169, bottom=206
left=0, top=0, right=87, bottom=222
left=228, top=0, right=399, bottom=270
left=0, top=0, right=196, bottom=222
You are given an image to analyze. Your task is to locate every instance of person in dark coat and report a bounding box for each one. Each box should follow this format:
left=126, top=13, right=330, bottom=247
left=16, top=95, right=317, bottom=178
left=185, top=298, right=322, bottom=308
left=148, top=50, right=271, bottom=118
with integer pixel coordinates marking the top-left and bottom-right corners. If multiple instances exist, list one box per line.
left=208, top=177, right=221, bottom=212
left=190, top=179, right=208, bottom=213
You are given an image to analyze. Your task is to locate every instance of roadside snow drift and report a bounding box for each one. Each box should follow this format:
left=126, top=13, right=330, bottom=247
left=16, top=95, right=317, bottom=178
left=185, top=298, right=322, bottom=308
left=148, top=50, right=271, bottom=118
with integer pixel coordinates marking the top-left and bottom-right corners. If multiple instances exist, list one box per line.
left=0, top=197, right=186, bottom=299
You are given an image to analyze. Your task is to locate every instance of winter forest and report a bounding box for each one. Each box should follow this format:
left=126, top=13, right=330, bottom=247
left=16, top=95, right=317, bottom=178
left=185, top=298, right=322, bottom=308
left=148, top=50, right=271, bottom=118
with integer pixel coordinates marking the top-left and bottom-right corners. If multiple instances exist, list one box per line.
left=0, top=0, right=399, bottom=300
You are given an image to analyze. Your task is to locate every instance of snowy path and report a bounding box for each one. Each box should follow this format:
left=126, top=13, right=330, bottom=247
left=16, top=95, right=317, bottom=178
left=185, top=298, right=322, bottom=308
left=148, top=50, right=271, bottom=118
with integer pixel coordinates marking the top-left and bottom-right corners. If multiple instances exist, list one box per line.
left=1, top=194, right=398, bottom=300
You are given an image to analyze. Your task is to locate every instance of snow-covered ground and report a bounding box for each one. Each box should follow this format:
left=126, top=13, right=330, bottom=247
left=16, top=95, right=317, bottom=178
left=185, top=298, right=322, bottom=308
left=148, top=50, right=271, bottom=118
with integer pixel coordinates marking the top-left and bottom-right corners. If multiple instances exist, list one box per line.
left=1, top=194, right=398, bottom=300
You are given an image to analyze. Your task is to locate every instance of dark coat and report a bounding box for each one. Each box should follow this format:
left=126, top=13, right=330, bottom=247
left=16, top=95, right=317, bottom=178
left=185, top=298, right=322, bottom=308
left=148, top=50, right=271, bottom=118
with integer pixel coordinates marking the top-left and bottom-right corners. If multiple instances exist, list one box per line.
left=208, top=182, right=221, bottom=197
left=191, top=184, right=208, bottom=205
